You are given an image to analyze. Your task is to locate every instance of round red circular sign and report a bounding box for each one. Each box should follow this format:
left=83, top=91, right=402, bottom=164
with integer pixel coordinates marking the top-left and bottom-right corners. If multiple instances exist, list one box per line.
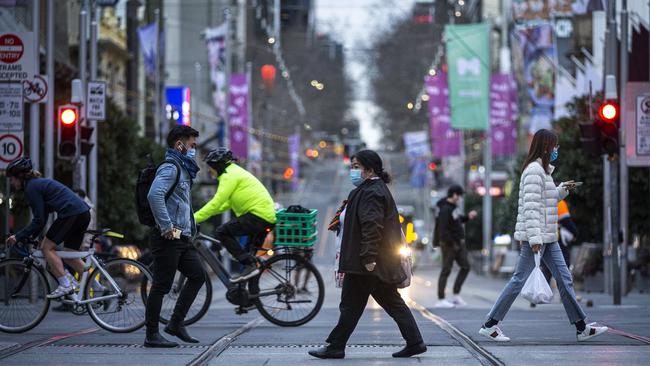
left=0, top=34, right=24, bottom=64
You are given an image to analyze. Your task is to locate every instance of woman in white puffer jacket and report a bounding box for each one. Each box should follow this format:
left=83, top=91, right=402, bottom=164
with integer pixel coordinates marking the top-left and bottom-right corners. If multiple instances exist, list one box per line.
left=478, top=129, right=608, bottom=342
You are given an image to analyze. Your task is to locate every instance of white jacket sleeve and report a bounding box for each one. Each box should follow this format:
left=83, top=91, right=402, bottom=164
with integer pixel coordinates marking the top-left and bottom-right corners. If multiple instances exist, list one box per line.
left=522, top=171, right=545, bottom=245
left=556, top=183, right=569, bottom=200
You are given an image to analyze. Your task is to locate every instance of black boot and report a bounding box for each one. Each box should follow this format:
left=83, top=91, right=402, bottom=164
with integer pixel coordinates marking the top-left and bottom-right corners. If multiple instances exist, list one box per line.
left=165, top=319, right=199, bottom=343
left=392, top=342, right=427, bottom=358
left=144, top=329, right=179, bottom=348
left=308, top=346, right=345, bottom=359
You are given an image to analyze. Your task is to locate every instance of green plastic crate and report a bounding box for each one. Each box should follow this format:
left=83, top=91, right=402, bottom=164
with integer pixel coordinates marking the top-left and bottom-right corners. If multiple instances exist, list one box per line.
left=274, top=209, right=318, bottom=247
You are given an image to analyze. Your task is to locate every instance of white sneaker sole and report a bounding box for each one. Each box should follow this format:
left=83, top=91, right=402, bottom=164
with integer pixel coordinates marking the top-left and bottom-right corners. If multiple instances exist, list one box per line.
left=230, top=268, right=260, bottom=283
left=47, top=290, right=73, bottom=299
left=478, top=329, right=511, bottom=342
left=578, top=326, right=608, bottom=342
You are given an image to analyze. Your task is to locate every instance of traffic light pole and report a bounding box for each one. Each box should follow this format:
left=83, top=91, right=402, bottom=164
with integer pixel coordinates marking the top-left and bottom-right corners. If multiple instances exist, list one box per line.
left=45, top=0, right=54, bottom=179
left=30, top=0, right=40, bottom=171
left=619, top=0, right=629, bottom=295
left=89, top=1, right=99, bottom=211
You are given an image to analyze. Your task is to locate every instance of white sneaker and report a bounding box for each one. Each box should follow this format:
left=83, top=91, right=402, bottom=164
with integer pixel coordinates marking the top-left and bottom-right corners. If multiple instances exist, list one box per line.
left=577, top=323, right=608, bottom=342
left=479, top=326, right=511, bottom=342
left=47, top=285, right=74, bottom=299
left=434, top=299, right=456, bottom=308
left=451, top=295, right=467, bottom=307
left=65, top=272, right=79, bottom=290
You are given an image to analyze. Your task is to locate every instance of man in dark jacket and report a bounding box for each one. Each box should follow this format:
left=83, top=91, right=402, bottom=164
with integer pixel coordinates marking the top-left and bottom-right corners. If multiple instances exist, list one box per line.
left=434, top=185, right=476, bottom=308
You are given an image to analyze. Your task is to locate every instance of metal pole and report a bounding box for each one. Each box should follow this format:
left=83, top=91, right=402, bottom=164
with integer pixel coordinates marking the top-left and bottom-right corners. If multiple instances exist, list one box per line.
left=619, top=0, right=629, bottom=295
left=45, top=0, right=54, bottom=179
left=499, top=0, right=511, bottom=74
left=237, top=0, right=247, bottom=74
left=30, top=0, right=40, bottom=170
left=153, top=8, right=161, bottom=145
left=483, top=132, right=492, bottom=274
left=224, top=8, right=232, bottom=149
left=75, top=0, right=89, bottom=191
left=89, top=0, right=98, bottom=211
left=194, top=61, right=201, bottom=127
left=274, top=0, right=281, bottom=49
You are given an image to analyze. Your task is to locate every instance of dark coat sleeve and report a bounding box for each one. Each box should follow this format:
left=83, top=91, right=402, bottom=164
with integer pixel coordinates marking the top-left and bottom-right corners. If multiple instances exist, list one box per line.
left=15, top=186, right=47, bottom=242
left=358, top=190, right=385, bottom=266
left=437, top=204, right=455, bottom=244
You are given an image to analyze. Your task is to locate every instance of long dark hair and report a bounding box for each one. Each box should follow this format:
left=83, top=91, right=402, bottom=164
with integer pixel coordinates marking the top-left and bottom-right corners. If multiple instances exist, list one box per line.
left=522, top=129, right=557, bottom=174
left=351, top=149, right=392, bottom=184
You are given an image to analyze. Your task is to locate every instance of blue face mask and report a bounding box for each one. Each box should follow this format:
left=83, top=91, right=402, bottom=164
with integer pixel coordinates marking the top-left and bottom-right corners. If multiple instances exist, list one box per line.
left=550, top=147, right=558, bottom=162
left=349, top=169, right=364, bottom=186
left=186, top=148, right=197, bottom=160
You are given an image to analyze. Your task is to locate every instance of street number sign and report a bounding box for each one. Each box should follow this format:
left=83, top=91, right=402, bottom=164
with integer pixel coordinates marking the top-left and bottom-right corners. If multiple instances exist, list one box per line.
left=0, top=132, right=24, bottom=169
left=0, top=83, right=24, bottom=131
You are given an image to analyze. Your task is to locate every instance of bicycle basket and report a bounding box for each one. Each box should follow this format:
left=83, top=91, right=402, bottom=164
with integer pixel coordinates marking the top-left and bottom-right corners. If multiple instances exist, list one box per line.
left=274, top=208, right=318, bottom=247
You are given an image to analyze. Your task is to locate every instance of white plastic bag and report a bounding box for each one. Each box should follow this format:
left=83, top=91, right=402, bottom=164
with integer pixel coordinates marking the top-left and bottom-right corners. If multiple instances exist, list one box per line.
left=521, top=252, right=553, bottom=304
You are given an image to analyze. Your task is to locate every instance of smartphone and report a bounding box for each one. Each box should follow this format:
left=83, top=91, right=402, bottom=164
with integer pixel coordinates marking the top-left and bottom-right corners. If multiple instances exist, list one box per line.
left=573, top=182, right=583, bottom=187
left=172, top=228, right=182, bottom=239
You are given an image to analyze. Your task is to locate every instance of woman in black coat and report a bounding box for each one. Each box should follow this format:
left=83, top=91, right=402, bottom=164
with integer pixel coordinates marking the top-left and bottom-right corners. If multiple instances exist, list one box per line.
left=308, top=150, right=426, bottom=359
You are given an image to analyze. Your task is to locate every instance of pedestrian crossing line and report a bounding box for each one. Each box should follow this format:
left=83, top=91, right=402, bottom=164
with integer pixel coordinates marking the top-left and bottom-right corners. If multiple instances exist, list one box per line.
left=188, top=317, right=265, bottom=366
left=406, top=297, right=505, bottom=366
left=0, top=327, right=98, bottom=361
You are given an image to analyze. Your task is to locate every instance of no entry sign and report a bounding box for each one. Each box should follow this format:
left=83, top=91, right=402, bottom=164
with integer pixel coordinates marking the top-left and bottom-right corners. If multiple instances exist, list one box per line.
left=0, top=32, right=34, bottom=82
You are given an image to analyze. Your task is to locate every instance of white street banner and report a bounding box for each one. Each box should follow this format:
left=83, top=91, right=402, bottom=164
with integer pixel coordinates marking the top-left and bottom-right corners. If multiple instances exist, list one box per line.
left=0, top=83, right=23, bottom=131
left=205, top=23, right=228, bottom=121
left=0, top=32, right=34, bottom=82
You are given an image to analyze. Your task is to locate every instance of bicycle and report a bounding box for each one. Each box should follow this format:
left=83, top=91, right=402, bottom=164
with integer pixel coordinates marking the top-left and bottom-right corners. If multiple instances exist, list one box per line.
left=0, top=229, right=153, bottom=333
left=150, top=216, right=325, bottom=327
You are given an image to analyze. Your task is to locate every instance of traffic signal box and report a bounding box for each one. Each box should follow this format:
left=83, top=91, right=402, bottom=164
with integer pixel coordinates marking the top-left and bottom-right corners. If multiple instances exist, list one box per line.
left=57, top=104, right=95, bottom=159
left=580, top=100, right=620, bottom=158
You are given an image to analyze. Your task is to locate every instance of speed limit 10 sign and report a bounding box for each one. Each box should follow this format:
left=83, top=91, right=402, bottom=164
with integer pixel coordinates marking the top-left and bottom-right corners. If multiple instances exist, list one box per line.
left=0, top=132, right=24, bottom=170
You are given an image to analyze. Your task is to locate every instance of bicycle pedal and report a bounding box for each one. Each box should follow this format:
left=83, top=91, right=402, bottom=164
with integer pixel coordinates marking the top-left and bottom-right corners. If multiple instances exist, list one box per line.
left=235, top=307, right=248, bottom=315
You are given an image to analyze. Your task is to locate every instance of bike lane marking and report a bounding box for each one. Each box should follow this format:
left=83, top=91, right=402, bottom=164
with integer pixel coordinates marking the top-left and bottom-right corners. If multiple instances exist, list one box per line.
left=187, top=317, right=264, bottom=366
left=605, top=326, right=650, bottom=345
left=0, top=327, right=98, bottom=361
left=405, top=297, right=505, bottom=366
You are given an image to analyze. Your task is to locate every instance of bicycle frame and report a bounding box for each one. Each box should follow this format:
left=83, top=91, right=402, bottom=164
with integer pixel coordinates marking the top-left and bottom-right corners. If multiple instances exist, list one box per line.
left=29, top=249, right=122, bottom=305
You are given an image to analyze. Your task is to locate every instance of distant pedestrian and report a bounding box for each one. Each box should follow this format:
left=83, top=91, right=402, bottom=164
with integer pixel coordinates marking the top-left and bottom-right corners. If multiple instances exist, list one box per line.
left=479, top=129, right=608, bottom=342
left=308, top=150, right=426, bottom=359
left=433, top=185, right=477, bottom=308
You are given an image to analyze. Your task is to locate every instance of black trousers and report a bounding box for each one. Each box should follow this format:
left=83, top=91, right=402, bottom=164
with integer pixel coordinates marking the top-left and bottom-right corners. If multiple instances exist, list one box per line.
left=215, top=213, right=273, bottom=263
left=326, top=274, right=423, bottom=349
left=438, top=242, right=470, bottom=300
left=145, top=233, right=206, bottom=331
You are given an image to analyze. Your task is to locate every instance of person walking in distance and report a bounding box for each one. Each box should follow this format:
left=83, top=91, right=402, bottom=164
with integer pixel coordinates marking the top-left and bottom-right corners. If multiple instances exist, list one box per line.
left=479, top=129, right=608, bottom=342
left=308, top=150, right=426, bottom=359
left=144, top=125, right=207, bottom=348
left=434, top=185, right=477, bottom=308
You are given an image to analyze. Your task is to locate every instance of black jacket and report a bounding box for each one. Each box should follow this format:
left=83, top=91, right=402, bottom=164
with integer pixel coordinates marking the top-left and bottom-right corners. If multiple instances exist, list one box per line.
left=338, top=178, right=406, bottom=285
left=434, top=198, right=468, bottom=246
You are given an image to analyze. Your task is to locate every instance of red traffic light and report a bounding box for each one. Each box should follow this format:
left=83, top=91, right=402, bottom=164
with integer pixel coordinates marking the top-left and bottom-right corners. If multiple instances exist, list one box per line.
left=58, top=105, right=78, bottom=126
left=428, top=162, right=437, bottom=171
left=598, top=100, right=619, bottom=124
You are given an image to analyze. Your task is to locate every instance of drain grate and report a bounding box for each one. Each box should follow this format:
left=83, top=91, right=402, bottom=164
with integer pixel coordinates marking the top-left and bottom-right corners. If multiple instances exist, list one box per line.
left=41, top=344, right=208, bottom=349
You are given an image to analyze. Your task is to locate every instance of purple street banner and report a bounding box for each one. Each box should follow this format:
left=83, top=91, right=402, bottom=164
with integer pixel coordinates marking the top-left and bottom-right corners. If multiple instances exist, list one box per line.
left=490, top=74, right=518, bottom=156
left=228, top=73, right=249, bottom=159
left=288, top=133, right=300, bottom=192
left=513, top=23, right=556, bottom=134
left=426, top=72, right=461, bottom=158
left=403, top=131, right=430, bottom=188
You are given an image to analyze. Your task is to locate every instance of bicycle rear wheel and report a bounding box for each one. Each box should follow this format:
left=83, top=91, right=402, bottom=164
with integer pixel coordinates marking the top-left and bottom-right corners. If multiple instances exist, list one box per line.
left=0, top=259, right=50, bottom=333
left=249, top=253, right=324, bottom=327
left=85, top=258, right=153, bottom=333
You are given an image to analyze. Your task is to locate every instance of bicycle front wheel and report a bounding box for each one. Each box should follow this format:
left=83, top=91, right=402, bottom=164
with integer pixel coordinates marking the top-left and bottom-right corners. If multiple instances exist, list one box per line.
left=0, top=259, right=50, bottom=333
left=85, top=258, right=153, bottom=333
left=157, top=270, right=212, bottom=326
left=249, top=253, right=324, bottom=327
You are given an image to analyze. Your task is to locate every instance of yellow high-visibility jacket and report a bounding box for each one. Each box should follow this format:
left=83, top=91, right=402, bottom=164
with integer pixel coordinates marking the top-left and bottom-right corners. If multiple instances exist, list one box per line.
left=194, top=164, right=277, bottom=224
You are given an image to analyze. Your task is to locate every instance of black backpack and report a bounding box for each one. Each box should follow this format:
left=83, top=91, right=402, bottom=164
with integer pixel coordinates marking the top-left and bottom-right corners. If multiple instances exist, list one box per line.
left=135, top=156, right=182, bottom=227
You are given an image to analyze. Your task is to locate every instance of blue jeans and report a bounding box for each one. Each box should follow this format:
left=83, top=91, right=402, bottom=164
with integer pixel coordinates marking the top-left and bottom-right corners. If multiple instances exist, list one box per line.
left=486, top=242, right=587, bottom=324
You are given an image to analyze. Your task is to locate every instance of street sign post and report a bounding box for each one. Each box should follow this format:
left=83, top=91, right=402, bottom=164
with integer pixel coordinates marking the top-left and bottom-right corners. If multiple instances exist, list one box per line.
left=22, top=74, right=48, bottom=103
left=0, top=83, right=24, bottom=131
left=86, top=80, right=106, bottom=121
left=0, top=32, right=35, bottom=82
left=0, top=132, right=24, bottom=169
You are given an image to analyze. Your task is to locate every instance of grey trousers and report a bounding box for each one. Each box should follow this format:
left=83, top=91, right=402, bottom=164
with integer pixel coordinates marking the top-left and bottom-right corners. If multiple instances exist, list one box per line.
left=486, top=242, right=587, bottom=324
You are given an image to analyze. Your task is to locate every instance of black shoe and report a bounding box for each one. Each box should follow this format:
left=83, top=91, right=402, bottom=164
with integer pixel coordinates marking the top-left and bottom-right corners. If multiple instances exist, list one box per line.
left=530, top=302, right=537, bottom=308
left=392, top=342, right=427, bottom=358
left=308, top=346, right=345, bottom=359
left=164, top=321, right=199, bottom=343
left=230, top=265, right=260, bottom=283
left=144, top=331, right=179, bottom=348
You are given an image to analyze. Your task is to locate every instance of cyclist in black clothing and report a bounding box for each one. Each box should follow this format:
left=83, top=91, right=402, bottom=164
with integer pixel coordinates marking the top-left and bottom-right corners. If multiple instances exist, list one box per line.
left=4, top=157, right=91, bottom=299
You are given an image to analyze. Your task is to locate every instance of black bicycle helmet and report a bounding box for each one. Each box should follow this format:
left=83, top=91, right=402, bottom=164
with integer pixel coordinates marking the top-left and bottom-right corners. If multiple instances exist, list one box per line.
left=204, top=147, right=234, bottom=169
left=6, top=157, right=33, bottom=178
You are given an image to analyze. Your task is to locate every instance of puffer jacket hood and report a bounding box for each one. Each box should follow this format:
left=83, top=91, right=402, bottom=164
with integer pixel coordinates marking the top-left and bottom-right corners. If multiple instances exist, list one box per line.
left=514, top=159, right=569, bottom=245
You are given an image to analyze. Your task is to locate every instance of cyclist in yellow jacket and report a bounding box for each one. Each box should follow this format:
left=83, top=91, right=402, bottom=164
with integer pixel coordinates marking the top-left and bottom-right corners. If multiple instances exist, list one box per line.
left=194, top=148, right=276, bottom=282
